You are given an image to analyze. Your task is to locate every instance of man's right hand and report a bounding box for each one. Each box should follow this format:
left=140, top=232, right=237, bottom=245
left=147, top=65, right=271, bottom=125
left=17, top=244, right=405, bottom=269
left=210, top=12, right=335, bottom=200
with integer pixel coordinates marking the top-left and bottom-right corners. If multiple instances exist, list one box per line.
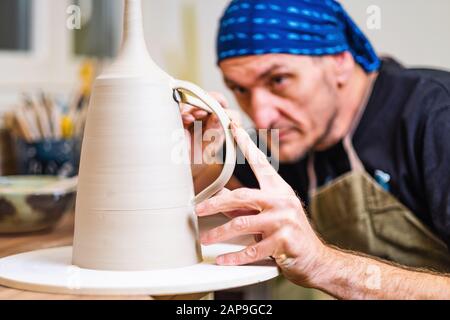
left=181, top=92, right=238, bottom=180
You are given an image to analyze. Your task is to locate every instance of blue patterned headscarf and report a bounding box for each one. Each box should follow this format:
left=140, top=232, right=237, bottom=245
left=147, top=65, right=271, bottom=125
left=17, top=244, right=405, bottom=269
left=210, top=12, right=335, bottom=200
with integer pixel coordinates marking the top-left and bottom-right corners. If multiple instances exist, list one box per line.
left=217, top=0, right=380, bottom=72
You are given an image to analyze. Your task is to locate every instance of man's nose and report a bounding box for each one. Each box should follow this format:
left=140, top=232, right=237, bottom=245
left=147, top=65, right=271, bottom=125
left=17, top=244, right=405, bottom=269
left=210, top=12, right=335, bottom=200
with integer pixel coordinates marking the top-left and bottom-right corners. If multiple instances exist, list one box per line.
left=249, top=90, right=279, bottom=129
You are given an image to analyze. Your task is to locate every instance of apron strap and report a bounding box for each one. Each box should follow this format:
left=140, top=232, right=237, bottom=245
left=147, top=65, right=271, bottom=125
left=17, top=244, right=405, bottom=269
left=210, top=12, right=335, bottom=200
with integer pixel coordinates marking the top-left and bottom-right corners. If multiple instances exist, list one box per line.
left=307, top=152, right=317, bottom=195
left=343, top=135, right=364, bottom=172
left=308, top=73, right=377, bottom=196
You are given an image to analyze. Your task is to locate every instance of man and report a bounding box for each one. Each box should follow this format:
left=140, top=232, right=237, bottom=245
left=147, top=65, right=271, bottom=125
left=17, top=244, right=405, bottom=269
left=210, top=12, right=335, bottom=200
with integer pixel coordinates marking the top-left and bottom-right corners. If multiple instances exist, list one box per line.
left=182, top=0, right=450, bottom=299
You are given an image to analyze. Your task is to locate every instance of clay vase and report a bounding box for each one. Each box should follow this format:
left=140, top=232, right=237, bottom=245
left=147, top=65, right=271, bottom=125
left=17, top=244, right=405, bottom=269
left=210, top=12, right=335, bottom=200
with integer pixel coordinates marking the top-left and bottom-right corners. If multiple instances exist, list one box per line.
left=72, top=0, right=236, bottom=271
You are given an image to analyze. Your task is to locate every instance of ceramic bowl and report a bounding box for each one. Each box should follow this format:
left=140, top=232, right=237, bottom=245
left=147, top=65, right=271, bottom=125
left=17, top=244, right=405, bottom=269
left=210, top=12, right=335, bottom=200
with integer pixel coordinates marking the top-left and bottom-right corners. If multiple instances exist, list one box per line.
left=0, top=176, right=76, bottom=234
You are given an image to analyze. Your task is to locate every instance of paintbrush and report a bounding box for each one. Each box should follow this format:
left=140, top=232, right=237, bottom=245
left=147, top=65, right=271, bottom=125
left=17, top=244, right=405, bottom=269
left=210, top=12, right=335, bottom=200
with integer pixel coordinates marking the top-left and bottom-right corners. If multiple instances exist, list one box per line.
left=22, top=94, right=43, bottom=140
left=30, top=95, right=53, bottom=139
left=42, top=94, right=62, bottom=139
left=22, top=104, right=41, bottom=141
left=39, top=92, right=57, bottom=138
left=74, top=106, right=88, bottom=137
left=13, top=106, right=34, bottom=142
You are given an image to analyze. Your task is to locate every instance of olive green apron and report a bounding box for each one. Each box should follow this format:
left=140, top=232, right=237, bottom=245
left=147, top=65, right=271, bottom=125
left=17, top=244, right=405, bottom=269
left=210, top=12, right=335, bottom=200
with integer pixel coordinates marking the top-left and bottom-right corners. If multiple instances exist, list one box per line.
left=308, top=134, right=450, bottom=273
left=271, top=76, right=450, bottom=300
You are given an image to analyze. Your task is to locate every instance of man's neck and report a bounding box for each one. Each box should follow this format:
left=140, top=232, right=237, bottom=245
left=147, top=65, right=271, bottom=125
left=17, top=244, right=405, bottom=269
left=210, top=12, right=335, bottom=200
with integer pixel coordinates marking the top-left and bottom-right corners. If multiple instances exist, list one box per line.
left=341, top=68, right=377, bottom=135
left=316, top=67, right=378, bottom=151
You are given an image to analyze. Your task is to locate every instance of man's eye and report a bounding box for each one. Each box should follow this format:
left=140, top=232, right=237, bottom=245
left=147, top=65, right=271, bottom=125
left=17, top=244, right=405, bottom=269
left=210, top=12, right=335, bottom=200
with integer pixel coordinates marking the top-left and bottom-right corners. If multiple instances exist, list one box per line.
left=271, top=75, right=287, bottom=86
left=232, top=86, right=247, bottom=95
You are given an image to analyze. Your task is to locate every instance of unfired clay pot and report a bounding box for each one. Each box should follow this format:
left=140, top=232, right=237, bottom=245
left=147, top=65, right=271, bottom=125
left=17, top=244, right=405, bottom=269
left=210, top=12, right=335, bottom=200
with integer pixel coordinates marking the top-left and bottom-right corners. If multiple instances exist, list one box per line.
left=72, top=0, right=236, bottom=271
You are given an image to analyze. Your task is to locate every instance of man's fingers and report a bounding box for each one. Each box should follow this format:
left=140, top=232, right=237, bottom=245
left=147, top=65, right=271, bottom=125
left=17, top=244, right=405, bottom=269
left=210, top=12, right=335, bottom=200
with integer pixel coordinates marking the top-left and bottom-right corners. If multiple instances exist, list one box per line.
left=216, top=237, right=275, bottom=266
left=230, top=122, right=286, bottom=189
left=192, top=109, right=209, bottom=119
left=209, top=91, right=229, bottom=109
left=223, top=209, right=259, bottom=219
left=224, top=109, right=242, bottom=126
left=200, top=214, right=274, bottom=245
left=214, top=188, right=231, bottom=196
left=196, top=188, right=267, bottom=217
left=180, top=103, right=195, bottom=114
left=182, top=104, right=208, bottom=120
left=182, top=113, right=195, bottom=124
left=205, top=114, right=222, bottom=132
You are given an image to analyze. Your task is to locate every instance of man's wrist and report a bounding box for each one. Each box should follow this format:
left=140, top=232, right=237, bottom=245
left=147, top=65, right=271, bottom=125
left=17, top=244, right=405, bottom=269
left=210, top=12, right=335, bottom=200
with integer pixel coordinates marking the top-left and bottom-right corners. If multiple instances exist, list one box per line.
left=303, top=244, right=340, bottom=289
left=299, top=245, right=397, bottom=299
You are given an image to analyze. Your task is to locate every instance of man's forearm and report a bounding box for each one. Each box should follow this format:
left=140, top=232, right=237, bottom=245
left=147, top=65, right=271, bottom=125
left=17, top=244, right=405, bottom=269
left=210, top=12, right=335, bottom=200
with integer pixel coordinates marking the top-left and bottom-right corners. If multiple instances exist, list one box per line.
left=308, top=247, right=450, bottom=299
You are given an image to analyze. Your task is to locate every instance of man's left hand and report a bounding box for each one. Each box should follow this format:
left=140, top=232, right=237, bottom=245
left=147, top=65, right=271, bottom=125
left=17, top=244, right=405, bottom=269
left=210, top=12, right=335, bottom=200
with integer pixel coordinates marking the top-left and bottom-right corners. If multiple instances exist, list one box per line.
left=196, top=122, right=327, bottom=286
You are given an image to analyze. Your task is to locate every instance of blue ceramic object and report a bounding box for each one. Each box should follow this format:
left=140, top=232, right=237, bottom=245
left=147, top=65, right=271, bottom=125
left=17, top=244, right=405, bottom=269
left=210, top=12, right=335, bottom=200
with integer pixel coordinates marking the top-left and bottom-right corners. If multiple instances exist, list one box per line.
left=15, top=139, right=81, bottom=177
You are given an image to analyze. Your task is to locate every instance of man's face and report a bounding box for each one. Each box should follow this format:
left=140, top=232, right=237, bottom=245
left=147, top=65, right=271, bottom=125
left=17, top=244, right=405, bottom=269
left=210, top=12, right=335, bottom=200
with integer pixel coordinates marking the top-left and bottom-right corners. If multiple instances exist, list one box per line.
left=220, top=54, right=340, bottom=163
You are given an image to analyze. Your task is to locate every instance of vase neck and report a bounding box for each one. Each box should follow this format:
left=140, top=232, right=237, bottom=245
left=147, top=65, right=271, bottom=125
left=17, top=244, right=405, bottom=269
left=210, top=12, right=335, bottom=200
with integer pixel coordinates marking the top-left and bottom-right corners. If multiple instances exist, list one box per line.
left=101, top=0, right=169, bottom=80
left=119, top=0, right=148, bottom=61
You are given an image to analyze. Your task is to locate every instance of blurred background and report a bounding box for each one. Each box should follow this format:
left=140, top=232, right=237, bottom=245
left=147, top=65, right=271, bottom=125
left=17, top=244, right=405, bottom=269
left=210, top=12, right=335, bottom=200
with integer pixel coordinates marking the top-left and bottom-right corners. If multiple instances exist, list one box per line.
left=0, top=0, right=449, bottom=299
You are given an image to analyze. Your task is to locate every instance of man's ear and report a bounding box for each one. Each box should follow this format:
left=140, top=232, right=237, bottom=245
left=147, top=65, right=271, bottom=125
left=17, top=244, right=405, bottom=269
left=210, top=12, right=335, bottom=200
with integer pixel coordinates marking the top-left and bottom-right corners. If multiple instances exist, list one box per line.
left=331, top=51, right=355, bottom=87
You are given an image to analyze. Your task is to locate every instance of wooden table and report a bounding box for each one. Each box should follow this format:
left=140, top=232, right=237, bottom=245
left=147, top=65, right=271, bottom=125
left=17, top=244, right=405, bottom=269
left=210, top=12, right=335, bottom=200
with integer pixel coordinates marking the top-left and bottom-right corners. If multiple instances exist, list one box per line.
left=0, top=213, right=212, bottom=300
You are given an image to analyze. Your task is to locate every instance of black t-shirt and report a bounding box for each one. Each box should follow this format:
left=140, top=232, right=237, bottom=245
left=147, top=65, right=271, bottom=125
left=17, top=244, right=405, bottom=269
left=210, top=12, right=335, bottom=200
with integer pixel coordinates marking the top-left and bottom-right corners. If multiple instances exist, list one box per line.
left=233, top=58, right=450, bottom=248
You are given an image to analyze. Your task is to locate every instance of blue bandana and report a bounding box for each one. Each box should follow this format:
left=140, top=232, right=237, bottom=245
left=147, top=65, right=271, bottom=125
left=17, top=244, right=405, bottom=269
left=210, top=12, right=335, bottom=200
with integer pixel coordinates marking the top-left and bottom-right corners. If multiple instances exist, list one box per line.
left=217, top=0, right=380, bottom=72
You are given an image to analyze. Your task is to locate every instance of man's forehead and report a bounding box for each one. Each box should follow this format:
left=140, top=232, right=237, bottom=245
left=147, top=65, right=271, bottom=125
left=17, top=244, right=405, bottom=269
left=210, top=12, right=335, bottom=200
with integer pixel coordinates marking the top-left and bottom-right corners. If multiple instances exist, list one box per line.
left=221, top=54, right=290, bottom=70
left=220, top=54, right=310, bottom=85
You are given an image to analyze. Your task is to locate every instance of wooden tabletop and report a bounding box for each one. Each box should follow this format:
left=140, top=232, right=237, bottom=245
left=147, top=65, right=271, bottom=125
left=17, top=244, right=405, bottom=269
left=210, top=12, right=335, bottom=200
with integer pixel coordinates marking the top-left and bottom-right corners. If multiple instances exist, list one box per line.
left=0, top=213, right=211, bottom=300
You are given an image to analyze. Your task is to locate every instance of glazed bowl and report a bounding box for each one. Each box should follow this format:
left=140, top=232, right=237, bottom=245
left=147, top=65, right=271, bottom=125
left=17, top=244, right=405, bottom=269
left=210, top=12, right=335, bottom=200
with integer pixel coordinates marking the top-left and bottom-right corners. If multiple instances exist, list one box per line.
left=0, top=176, right=77, bottom=234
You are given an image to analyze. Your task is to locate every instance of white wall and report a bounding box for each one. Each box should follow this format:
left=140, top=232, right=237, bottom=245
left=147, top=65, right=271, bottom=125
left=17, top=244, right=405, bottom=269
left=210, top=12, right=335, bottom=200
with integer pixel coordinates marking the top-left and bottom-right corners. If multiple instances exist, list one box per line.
left=1, top=0, right=450, bottom=116
left=0, top=0, right=79, bottom=115
left=341, top=0, right=450, bottom=70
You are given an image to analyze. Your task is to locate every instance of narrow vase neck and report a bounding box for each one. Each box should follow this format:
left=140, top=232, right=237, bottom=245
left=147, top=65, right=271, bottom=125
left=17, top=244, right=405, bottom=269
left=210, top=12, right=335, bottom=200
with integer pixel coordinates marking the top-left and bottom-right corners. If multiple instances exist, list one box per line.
left=101, top=0, right=169, bottom=81
left=120, top=0, right=148, bottom=60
